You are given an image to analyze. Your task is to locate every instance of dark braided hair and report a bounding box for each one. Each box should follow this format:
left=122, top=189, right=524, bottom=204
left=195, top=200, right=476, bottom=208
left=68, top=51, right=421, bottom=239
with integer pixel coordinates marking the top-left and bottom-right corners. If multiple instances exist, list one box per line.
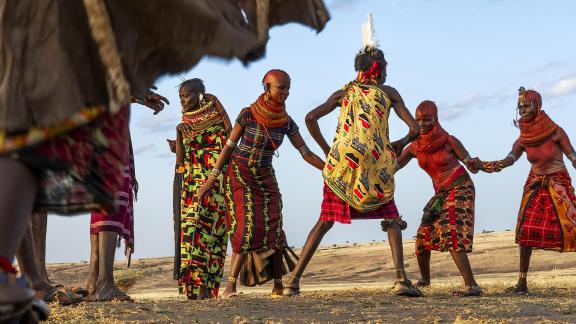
left=354, top=47, right=386, bottom=72
left=178, top=78, right=205, bottom=94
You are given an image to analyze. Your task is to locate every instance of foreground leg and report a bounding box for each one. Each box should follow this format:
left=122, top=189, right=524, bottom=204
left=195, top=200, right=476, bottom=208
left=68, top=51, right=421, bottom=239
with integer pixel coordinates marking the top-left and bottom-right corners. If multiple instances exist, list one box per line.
left=416, top=250, right=431, bottom=287
left=0, top=159, right=40, bottom=319
left=387, top=223, right=422, bottom=297
left=284, top=220, right=334, bottom=294
left=450, top=251, right=482, bottom=296
left=221, top=253, right=245, bottom=299
left=92, top=231, right=131, bottom=301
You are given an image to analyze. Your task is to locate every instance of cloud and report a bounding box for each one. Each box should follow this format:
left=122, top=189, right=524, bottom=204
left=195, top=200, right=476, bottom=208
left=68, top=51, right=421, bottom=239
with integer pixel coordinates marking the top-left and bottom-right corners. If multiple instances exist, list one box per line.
left=438, top=89, right=511, bottom=120
left=548, top=77, right=576, bottom=97
left=137, top=112, right=179, bottom=134
left=328, top=0, right=362, bottom=11
left=133, top=142, right=156, bottom=155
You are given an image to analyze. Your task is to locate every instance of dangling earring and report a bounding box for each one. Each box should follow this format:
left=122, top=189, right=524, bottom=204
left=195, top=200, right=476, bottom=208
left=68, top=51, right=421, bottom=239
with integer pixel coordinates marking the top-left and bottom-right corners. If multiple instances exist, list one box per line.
left=198, top=93, right=204, bottom=104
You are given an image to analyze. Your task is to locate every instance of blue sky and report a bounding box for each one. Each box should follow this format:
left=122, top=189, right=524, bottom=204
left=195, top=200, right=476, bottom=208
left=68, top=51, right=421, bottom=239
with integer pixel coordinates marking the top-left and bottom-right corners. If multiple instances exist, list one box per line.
left=47, top=0, right=576, bottom=262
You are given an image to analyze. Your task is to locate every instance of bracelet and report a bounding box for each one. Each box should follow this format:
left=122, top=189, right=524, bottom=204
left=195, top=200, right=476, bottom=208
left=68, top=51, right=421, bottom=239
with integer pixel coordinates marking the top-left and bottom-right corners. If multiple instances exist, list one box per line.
left=176, top=165, right=185, bottom=174
left=482, top=160, right=504, bottom=173
left=226, top=139, right=237, bottom=148
left=506, top=153, right=517, bottom=164
left=298, top=144, right=311, bottom=156
left=568, top=151, right=576, bottom=164
left=209, top=168, right=221, bottom=178
left=463, top=154, right=472, bottom=164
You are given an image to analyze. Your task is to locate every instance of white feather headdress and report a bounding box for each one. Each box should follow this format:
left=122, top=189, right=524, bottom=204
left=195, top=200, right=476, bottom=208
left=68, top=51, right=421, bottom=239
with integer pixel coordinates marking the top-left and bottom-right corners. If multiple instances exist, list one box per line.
left=361, top=14, right=379, bottom=50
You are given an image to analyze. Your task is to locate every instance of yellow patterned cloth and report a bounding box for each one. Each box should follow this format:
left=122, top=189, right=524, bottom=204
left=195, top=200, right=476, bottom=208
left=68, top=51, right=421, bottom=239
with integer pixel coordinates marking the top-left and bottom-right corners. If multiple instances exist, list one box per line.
left=323, top=81, right=396, bottom=212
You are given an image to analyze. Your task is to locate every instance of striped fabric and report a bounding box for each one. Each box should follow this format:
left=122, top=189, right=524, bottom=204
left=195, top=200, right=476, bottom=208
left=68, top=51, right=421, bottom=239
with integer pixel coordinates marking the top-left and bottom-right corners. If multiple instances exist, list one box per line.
left=232, top=108, right=298, bottom=168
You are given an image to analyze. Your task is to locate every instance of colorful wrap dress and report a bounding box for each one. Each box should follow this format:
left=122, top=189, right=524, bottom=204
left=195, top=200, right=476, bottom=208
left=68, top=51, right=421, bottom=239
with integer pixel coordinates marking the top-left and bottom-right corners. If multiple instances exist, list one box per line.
left=225, top=108, right=299, bottom=287
left=516, top=168, right=576, bottom=251
left=178, top=101, right=229, bottom=299
left=414, top=165, right=475, bottom=255
left=320, top=81, right=400, bottom=224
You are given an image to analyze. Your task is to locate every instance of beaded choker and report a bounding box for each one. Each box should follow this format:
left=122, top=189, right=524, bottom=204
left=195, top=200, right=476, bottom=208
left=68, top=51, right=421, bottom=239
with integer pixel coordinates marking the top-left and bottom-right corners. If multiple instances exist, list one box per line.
left=181, top=100, right=222, bottom=131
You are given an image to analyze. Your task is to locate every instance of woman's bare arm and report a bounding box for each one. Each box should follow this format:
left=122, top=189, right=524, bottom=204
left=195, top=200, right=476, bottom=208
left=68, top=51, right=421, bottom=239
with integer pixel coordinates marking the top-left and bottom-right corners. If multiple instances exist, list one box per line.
left=289, top=131, right=325, bottom=171
left=305, top=90, right=345, bottom=157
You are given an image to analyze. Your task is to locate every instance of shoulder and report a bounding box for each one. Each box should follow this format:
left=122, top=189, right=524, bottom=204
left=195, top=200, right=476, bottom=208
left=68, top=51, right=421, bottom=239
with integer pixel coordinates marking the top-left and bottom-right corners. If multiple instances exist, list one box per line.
left=553, top=127, right=567, bottom=140
left=205, top=93, right=217, bottom=102
left=376, top=85, right=401, bottom=101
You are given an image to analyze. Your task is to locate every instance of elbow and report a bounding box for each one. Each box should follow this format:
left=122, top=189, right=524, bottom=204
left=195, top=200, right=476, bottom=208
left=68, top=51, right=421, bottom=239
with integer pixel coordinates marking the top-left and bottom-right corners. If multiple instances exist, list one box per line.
left=305, top=112, right=317, bottom=127
left=409, top=124, right=421, bottom=140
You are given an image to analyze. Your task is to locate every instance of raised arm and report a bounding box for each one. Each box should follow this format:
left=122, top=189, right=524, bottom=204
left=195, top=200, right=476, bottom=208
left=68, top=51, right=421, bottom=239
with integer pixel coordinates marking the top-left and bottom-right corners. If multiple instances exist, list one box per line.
left=480, top=139, right=524, bottom=173
left=288, top=131, right=325, bottom=171
left=305, top=90, right=345, bottom=156
left=556, top=128, right=576, bottom=169
left=395, top=144, right=416, bottom=172
left=385, top=86, right=420, bottom=156
left=197, top=122, right=245, bottom=202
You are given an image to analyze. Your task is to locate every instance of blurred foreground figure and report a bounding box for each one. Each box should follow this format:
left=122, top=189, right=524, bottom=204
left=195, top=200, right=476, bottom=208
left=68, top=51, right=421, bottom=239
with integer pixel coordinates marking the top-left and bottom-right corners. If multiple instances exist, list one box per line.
left=0, top=0, right=329, bottom=321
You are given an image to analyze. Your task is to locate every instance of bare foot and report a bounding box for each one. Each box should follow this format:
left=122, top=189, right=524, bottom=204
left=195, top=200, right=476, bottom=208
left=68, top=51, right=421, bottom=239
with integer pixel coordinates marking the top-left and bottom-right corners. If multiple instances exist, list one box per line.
left=505, top=280, right=528, bottom=294
left=415, top=279, right=430, bottom=288
left=271, top=279, right=283, bottom=298
left=220, top=281, right=238, bottom=299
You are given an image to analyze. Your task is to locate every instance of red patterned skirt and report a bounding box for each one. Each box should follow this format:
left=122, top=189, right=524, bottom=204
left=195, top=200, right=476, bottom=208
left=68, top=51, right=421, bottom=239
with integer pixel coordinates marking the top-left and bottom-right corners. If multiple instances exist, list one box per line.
left=90, top=159, right=135, bottom=251
left=415, top=170, right=475, bottom=255
left=516, top=169, right=576, bottom=251
left=8, top=106, right=130, bottom=215
left=319, top=183, right=400, bottom=224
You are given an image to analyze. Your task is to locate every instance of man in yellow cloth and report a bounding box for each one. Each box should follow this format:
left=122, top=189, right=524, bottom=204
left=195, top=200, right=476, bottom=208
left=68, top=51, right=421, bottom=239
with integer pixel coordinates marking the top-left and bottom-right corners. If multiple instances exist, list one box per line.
left=284, top=15, right=422, bottom=297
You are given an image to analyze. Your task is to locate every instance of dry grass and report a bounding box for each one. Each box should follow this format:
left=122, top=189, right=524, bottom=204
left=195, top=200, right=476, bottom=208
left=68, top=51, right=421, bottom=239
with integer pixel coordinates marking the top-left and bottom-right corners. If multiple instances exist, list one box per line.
left=44, top=232, right=576, bottom=323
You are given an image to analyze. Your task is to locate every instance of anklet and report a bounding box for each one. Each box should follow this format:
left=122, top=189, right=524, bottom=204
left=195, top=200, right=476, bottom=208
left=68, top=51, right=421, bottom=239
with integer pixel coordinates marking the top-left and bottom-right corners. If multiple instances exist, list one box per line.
left=274, top=278, right=283, bottom=284
left=227, top=277, right=237, bottom=283
left=286, top=275, right=300, bottom=282
left=519, top=272, right=527, bottom=279
left=395, top=268, right=406, bottom=273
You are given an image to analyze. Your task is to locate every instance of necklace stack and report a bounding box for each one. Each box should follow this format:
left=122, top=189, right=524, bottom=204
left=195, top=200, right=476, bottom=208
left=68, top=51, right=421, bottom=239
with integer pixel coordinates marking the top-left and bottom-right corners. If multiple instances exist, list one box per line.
left=181, top=100, right=222, bottom=132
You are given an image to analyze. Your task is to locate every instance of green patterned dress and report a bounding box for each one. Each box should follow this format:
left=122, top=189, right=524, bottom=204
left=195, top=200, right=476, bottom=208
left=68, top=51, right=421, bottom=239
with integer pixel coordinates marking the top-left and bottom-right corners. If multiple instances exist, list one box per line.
left=178, top=102, right=228, bottom=299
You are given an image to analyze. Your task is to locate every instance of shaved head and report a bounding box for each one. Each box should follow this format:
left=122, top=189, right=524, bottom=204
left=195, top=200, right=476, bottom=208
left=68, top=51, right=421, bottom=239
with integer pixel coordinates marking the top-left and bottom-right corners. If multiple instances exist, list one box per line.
left=262, top=69, right=290, bottom=87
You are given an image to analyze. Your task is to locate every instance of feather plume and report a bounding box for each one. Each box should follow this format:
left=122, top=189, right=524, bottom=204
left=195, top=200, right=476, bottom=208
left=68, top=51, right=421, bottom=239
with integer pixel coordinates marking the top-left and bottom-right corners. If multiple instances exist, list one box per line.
left=361, top=14, right=378, bottom=50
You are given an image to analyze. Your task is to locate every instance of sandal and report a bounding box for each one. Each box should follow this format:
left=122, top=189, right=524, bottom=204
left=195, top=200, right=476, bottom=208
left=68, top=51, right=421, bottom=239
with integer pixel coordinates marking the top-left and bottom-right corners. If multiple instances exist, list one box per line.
left=91, top=282, right=132, bottom=302
left=393, top=280, right=423, bottom=297
left=453, top=285, right=483, bottom=297
left=283, top=276, right=300, bottom=297
left=0, top=267, right=46, bottom=323
left=43, top=287, right=84, bottom=306
left=55, top=285, right=89, bottom=298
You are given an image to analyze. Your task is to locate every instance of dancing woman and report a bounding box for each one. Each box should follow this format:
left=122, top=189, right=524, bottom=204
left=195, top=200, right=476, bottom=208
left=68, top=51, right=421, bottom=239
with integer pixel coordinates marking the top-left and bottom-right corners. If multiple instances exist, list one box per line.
left=199, top=70, right=325, bottom=298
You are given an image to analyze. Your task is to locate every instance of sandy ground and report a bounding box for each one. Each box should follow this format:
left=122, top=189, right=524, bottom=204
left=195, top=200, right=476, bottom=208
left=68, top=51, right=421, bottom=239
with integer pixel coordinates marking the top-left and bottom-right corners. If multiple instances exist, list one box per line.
left=44, top=231, right=576, bottom=323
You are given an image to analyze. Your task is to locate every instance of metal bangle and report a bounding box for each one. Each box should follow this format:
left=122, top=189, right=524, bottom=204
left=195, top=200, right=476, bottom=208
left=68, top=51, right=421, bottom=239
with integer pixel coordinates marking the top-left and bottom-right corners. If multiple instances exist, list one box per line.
left=463, top=154, right=472, bottom=164
left=568, top=151, right=576, bottom=164
left=209, top=168, right=221, bottom=178
left=298, top=144, right=311, bottom=156
left=507, top=153, right=517, bottom=164
left=226, top=139, right=237, bottom=148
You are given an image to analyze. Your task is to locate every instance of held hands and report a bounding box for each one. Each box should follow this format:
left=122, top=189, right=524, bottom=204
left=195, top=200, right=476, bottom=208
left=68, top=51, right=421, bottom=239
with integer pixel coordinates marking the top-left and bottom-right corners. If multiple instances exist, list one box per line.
left=465, top=157, right=482, bottom=174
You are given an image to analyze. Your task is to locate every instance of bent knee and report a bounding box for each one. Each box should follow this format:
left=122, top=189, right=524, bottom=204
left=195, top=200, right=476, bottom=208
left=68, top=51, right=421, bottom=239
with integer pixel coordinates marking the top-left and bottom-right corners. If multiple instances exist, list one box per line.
left=319, top=220, right=334, bottom=231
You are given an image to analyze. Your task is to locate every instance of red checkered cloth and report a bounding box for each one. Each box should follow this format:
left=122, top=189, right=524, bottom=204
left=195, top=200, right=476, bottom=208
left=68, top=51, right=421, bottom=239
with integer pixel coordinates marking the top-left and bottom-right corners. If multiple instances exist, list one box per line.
left=516, top=184, right=562, bottom=250
left=319, top=183, right=400, bottom=224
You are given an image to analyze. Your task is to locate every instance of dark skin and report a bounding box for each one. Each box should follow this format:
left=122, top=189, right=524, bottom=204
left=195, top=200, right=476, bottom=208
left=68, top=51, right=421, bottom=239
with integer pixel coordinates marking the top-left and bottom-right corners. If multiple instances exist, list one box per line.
left=395, top=110, right=479, bottom=290
left=198, top=75, right=325, bottom=298
left=285, top=59, right=421, bottom=291
left=86, top=90, right=169, bottom=301
left=173, top=86, right=232, bottom=299
left=476, top=101, right=576, bottom=293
